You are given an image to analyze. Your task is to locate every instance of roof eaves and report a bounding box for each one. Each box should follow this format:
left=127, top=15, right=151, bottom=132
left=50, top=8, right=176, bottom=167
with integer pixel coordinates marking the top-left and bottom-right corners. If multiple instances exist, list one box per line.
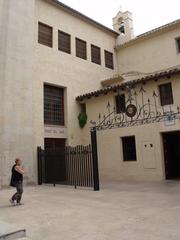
left=116, top=19, right=180, bottom=50
left=47, top=0, right=119, bottom=37
left=76, top=67, right=180, bottom=101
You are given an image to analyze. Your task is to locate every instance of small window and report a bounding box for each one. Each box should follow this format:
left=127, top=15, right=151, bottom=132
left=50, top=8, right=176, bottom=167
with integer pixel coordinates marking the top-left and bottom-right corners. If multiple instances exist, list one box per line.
left=38, top=22, right=53, bottom=48
left=80, top=103, right=86, bottom=113
left=76, top=38, right=87, bottom=60
left=175, top=37, right=180, bottom=53
left=91, top=44, right=101, bottom=65
left=159, top=83, right=173, bottom=106
left=105, top=50, right=114, bottom=69
left=58, top=30, right=71, bottom=54
left=115, top=94, right=126, bottom=113
left=44, top=85, right=64, bottom=125
left=121, top=136, right=137, bottom=161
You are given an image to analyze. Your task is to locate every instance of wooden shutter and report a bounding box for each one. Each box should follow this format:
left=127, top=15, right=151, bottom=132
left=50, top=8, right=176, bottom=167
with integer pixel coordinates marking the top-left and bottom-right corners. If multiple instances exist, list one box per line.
left=115, top=94, right=126, bottom=113
left=76, top=38, right=87, bottom=60
left=58, top=30, right=71, bottom=54
left=38, top=22, right=53, bottom=48
left=91, top=44, right=101, bottom=65
left=105, top=50, right=114, bottom=69
left=159, top=83, right=173, bottom=106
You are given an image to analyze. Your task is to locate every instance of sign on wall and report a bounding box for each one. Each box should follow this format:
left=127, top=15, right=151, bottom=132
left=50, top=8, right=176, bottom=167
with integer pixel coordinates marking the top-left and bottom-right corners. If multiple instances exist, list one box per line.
left=44, top=126, right=67, bottom=139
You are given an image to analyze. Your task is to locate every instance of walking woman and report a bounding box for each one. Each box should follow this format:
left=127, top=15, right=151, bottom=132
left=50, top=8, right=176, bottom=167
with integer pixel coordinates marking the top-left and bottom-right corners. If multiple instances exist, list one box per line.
left=10, top=158, right=25, bottom=206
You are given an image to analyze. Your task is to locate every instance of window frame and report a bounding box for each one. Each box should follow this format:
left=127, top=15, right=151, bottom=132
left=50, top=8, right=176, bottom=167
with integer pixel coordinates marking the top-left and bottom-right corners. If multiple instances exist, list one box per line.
left=115, top=94, right=126, bottom=114
left=121, top=136, right=137, bottom=162
left=76, top=38, right=87, bottom=60
left=159, top=82, right=174, bottom=106
left=38, top=22, right=53, bottom=48
left=80, top=103, right=86, bottom=113
left=104, top=50, right=114, bottom=69
left=91, top=44, right=101, bottom=65
left=175, top=37, right=180, bottom=53
left=58, top=30, right=71, bottom=54
left=44, top=84, right=64, bottom=126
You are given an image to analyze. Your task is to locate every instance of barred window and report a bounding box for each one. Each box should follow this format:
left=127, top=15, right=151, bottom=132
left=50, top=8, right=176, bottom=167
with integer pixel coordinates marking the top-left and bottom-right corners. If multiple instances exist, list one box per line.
left=38, top=22, right=53, bottom=48
left=44, top=85, right=64, bottom=125
left=91, top=44, right=101, bottom=65
left=104, top=50, right=114, bottom=69
left=159, top=83, right=173, bottom=106
left=76, top=38, right=87, bottom=60
left=58, top=30, right=71, bottom=54
left=121, top=136, right=137, bottom=161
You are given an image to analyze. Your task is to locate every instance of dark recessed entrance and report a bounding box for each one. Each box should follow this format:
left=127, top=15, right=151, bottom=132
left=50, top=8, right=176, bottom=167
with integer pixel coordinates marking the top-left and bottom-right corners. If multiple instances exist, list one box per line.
left=162, top=131, right=180, bottom=179
left=44, top=138, right=66, bottom=183
left=44, top=138, right=65, bottom=150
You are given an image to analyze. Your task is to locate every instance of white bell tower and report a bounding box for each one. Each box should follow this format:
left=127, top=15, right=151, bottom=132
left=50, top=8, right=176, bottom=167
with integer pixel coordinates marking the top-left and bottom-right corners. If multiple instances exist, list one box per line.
left=113, top=11, right=134, bottom=44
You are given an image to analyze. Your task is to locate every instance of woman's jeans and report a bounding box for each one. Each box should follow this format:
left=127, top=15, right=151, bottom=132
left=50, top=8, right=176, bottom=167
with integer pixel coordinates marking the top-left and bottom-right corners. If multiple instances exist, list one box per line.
left=12, top=181, right=23, bottom=203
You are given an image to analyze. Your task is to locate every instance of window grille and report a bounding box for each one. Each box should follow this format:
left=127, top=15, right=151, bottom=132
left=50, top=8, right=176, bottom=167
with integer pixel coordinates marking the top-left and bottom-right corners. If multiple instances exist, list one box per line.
left=44, top=85, right=64, bottom=125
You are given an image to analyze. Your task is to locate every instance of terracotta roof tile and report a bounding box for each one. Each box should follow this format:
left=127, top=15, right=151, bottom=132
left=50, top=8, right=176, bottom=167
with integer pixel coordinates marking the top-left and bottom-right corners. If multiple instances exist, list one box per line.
left=76, top=67, right=180, bottom=101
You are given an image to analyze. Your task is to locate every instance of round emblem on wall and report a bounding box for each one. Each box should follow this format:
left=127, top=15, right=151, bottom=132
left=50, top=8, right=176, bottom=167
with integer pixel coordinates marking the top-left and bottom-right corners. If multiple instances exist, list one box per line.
left=126, top=104, right=137, bottom=118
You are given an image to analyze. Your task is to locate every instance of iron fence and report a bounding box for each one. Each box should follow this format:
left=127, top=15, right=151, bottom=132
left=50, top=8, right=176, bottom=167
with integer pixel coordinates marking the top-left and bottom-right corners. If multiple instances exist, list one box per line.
left=37, top=142, right=99, bottom=191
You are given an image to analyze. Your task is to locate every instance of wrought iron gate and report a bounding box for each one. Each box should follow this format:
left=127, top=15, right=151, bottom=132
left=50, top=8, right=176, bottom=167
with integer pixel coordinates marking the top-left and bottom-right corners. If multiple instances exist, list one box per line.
left=90, top=85, right=180, bottom=131
left=37, top=143, right=99, bottom=191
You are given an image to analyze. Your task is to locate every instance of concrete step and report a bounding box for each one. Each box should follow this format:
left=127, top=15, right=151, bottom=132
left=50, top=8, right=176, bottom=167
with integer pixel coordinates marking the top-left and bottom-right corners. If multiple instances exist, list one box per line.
left=0, top=221, right=26, bottom=240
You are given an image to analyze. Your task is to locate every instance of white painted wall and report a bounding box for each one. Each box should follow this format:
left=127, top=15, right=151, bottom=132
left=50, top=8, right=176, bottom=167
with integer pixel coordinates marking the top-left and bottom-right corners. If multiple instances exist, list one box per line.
left=117, top=27, right=180, bottom=74
left=84, top=75, right=180, bottom=181
left=33, top=0, right=118, bottom=151
left=0, top=0, right=35, bottom=186
left=0, top=0, right=118, bottom=186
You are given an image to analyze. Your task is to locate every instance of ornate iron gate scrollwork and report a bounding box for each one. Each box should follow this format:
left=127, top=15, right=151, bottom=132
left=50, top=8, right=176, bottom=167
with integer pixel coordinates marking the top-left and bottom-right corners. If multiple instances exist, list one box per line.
left=90, top=85, right=180, bottom=130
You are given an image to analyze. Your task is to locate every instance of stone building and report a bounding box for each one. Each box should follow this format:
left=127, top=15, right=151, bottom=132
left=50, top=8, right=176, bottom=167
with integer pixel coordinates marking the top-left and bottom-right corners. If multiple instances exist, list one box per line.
left=0, top=0, right=180, bottom=187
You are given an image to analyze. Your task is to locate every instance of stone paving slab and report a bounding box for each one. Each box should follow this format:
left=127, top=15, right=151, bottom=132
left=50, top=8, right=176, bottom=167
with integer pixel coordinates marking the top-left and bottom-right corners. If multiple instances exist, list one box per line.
left=0, top=221, right=26, bottom=240
left=17, top=238, right=31, bottom=240
left=0, top=181, right=180, bottom=240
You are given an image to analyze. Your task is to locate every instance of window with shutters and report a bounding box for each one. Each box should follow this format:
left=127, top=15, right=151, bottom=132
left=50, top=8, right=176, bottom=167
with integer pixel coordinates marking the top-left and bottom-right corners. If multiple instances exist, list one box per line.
left=175, top=37, right=180, bottom=53
left=58, top=30, right=71, bottom=54
left=159, top=83, right=173, bottom=106
left=38, top=22, right=53, bottom=48
left=121, top=136, right=137, bottom=161
left=76, top=38, right=87, bottom=60
left=115, top=94, right=126, bottom=113
left=91, top=44, right=101, bottom=65
left=104, top=50, right=114, bottom=69
left=44, top=85, right=64, bottom=125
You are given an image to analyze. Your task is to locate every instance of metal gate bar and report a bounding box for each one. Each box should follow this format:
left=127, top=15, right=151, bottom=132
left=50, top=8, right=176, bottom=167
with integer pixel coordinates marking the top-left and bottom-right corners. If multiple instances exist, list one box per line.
left=37, top=144, right=99, bottom=191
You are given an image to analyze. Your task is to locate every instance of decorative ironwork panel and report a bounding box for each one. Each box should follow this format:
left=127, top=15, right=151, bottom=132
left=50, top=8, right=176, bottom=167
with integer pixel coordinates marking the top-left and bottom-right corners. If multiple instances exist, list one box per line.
left=90, top=84, right=180, bottom=131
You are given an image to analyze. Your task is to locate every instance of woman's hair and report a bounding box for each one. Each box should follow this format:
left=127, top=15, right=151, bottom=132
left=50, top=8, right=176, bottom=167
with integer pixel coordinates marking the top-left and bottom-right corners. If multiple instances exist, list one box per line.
left=15, top=158, right=20, bottom=164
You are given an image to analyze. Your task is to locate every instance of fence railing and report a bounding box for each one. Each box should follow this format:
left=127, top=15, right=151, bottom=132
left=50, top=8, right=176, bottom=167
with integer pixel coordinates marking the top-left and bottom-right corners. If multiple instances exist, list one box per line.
left=37, top=143, right=99, bottom=191
left=65, top=145, right=94, bottom=188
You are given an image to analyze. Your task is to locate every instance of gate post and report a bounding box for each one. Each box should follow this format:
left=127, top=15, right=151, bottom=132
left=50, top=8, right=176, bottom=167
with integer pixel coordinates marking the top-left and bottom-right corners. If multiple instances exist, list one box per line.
left=37, top=146, right=42, bottom=185
left=91, top=127, right=100, bottom=191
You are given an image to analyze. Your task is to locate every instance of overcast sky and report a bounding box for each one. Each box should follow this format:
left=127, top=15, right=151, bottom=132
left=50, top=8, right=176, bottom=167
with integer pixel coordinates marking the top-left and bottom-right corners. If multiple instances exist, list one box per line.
left=59, top=0, right=179, bottom=35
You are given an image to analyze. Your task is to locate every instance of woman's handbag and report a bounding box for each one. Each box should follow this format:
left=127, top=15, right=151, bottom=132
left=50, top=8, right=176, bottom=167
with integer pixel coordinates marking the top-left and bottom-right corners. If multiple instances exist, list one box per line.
left=10, top=176, right=16, bottom=187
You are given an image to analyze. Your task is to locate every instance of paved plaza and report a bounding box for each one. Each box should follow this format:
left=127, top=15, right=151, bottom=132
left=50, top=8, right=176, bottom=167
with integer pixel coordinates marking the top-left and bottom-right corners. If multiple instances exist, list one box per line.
left=0, top=181, right=180, bottom=240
